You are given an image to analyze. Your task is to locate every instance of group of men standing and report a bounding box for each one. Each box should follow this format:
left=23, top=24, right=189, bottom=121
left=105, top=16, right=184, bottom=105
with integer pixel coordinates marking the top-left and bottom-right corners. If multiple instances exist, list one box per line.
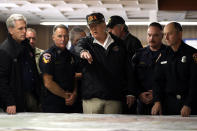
left=0, top=12, right=196, bottom=117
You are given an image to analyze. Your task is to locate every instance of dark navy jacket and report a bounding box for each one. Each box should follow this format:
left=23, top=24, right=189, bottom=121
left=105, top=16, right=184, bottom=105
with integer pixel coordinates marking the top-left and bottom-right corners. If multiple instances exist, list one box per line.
left=0, top=34, right=40, bottom=112
left=73, top=33, right=135, bottom=100
left=123, top=32, right=142, bottom=62
left=132, top=44, right=166, bottom=96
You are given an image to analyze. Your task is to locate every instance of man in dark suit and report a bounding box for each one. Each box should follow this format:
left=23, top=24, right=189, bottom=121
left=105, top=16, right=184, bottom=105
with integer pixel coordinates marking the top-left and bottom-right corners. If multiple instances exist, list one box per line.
left=0, top=14, right=40, bottom=114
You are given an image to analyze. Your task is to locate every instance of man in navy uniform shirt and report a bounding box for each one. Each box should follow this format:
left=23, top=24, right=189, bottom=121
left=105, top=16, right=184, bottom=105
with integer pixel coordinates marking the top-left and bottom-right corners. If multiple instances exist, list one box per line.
left=151, top=22, right=197, bottom=117
left=132, top=22, right=166, bottom=115
left=39, top=24, right=79, bottom=113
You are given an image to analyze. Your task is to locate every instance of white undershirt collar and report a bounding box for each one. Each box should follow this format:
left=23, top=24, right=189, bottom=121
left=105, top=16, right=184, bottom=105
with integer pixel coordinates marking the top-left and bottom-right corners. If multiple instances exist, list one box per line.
left=93, top=32, right=114, bottom=50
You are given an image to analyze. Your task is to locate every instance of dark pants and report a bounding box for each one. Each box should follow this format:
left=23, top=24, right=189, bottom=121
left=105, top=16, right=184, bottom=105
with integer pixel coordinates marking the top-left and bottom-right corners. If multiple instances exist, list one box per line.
left=162, top=94, right=185, bottom=115
left=122, top=97, right=137, bottom=114
left=24, top=91, right=41, bottom=112
left=42, top=99, right=83, bottom=113
left=137, top=99, right=153, bottom=115
left=161, top=94, right=197, bottom=115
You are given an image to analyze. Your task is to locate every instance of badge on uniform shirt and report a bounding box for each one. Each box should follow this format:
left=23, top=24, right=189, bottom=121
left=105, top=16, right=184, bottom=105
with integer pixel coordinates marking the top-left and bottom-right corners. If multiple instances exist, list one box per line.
left=193, top=53, right=197, bottom=63
left=176, top=94, right=181, bottom=100
left=42, top=53, right=51, bottom=64
left=181, top=56, right=187, bottom=63
left=112, top=46, right=119, bottom=52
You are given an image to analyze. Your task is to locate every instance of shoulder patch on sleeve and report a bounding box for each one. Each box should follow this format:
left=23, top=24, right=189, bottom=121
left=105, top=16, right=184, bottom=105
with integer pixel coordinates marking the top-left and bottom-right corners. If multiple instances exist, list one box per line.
left=193, top=53, right=197, bottom=63
left=42, top=53, right=51, bottom=64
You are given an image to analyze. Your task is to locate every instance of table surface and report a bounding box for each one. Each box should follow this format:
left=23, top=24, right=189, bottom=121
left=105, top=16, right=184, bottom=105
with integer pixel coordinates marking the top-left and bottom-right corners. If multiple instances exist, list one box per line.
left=0, top=113, right=197, bottom=131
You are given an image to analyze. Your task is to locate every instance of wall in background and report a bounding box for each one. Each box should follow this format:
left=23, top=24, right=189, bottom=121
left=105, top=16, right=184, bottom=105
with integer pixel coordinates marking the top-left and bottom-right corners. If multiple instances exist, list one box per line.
left=129, top=25, right=197, bottom=46
left=0, top=22, right=7, bottom=44
left=129, top=26, right=148, bottom=46
left=0, top=22, right=197, bottom=50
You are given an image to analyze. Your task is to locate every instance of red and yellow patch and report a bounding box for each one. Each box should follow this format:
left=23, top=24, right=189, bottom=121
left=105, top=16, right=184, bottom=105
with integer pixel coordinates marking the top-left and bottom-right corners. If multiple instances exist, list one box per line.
left=42, top=53, right=51, bottom=64
left=88, top=15, right=97, bottom=22
left=193, top=53, right=197, bottom=63
left=112, top=46, right=119, bottom=52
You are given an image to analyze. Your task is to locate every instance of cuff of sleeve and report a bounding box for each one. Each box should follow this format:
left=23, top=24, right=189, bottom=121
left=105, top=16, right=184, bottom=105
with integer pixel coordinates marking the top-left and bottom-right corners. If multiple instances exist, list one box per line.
left=80, top=49, right=89, bottom=58
left=126, top=95, right=135, bottom=97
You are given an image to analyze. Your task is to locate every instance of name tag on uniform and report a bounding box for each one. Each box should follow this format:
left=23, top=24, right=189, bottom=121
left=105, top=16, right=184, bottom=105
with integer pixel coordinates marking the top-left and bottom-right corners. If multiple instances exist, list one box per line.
left=160, top=61, right=167, bottom=64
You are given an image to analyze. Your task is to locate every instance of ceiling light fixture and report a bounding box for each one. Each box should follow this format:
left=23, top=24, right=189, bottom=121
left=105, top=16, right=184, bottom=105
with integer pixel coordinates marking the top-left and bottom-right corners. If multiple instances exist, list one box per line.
left=40, top=21, right=197, bottom=26
left=40, top=22, right=87, bottom=25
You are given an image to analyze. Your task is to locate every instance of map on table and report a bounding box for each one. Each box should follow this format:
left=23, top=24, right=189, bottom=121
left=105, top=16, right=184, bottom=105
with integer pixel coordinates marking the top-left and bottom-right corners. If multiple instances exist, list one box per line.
left=0, top=113, right=196, bottom=131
